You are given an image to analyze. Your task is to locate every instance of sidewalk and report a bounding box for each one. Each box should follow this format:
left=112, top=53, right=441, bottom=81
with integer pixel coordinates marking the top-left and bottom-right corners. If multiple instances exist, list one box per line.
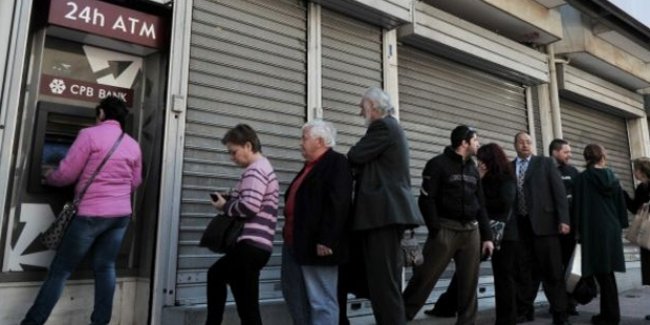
left=404, top=287, right=650, bottom=325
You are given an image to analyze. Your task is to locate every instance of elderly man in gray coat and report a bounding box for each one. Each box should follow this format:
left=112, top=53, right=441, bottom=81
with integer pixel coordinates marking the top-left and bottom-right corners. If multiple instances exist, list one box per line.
left=347, top=86, right=424, bottom=325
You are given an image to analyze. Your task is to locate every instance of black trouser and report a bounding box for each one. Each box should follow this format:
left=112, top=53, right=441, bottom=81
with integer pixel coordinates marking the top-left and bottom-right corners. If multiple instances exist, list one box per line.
left=361, top=226, right=406, bottom=325
left=491, top=240, right=518, bottom=325
left=594, top=272, right=620, bottom=322
left=515, top=216, right=568, bottom=322
left=206, top=242, right=271, bottom=325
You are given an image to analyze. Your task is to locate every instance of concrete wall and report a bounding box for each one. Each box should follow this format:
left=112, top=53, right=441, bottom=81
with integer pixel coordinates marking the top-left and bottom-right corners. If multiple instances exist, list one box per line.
left=0, top=277, right=149, bottom=325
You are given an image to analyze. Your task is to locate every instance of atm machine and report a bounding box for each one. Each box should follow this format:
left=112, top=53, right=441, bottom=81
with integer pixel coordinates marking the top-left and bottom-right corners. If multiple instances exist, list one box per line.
left=1, top=0, right=169, bottom=284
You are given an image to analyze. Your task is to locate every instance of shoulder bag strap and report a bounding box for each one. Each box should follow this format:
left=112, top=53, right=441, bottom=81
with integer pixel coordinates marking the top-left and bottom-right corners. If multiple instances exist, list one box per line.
left=73, top=132, right=125, bottom=205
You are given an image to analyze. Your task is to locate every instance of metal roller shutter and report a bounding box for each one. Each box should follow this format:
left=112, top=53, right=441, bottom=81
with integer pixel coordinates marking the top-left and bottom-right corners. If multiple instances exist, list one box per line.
left=398, top=45, right=528, bottom=303
left=321, top=8, right=383, bottom=152
left=560, top=99, right=633, bottom=193
left=399, top=45, right=528, bottom=190
left=177, top=0, right=307, bottom=305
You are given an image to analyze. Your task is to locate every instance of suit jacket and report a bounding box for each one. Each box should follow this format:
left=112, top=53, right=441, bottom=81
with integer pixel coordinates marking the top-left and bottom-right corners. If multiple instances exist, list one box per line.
left=347, top=115, right=424, bottom=230
left=512, top=155, right=569, bottom=236
left=286, top=149, right=353, bottom=265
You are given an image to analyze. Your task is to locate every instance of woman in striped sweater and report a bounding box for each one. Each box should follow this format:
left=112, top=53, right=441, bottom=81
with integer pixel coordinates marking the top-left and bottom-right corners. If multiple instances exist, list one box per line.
left=206, top=124, right=279, bottom=325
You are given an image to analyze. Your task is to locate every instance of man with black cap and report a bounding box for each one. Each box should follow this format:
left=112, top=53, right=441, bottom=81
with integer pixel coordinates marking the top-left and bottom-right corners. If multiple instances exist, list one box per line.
left=402, top=125, right=494, bottom=324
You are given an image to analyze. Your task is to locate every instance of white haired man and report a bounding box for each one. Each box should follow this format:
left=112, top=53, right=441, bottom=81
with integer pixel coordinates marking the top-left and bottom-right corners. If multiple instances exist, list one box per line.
left=347, top=87, right=424, bottom=325
left=281, top=120, right=353, bottom=325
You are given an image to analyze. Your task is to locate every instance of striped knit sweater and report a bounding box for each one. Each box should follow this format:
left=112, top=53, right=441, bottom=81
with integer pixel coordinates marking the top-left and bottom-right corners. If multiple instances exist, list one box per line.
left=223, top=156, right=279, bottom=252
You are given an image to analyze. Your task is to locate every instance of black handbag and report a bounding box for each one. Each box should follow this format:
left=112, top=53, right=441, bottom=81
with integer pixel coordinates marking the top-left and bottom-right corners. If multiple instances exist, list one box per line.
left=41, top=133, right=125, bottom=250
left=200, top=214, right=245, bottom=253
left=401, top=229, right=424, bottom=267
left=489, top=219, right=506, bottom=250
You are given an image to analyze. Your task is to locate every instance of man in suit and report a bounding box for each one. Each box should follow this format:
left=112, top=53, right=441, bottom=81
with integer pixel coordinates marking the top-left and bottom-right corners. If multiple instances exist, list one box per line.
left=513, top=132, right=571, bottom=325
left=347, top=86, right=424, bottom=325
left=281, top=119, right=353, bottom=325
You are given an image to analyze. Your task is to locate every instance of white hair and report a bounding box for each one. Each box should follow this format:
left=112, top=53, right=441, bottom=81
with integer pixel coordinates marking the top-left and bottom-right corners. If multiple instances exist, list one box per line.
left=363, top=86, right=393, bottom=115
left=302, top=119, right=337, bottom=147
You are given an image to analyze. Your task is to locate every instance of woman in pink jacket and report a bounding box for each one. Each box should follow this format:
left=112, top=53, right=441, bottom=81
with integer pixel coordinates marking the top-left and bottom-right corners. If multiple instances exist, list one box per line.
left=21, top=96, right=142, bottom=325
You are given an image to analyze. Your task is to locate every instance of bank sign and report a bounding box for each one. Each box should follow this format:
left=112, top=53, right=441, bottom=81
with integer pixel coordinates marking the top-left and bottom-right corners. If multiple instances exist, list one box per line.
left=40, top=75, right=134, bottom=106
left=48, top=0, right=166, bottom=48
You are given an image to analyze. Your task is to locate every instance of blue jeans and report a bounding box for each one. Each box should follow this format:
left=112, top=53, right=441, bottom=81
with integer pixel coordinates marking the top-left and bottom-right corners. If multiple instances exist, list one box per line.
left=21, top=216, right=130, bottom=325
left=281, top=246, right=339, bottom=325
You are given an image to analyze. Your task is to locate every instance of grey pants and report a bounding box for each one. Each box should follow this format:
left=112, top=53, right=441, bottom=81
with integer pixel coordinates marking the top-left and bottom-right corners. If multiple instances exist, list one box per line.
left=403, top=226, right=481, bottom=325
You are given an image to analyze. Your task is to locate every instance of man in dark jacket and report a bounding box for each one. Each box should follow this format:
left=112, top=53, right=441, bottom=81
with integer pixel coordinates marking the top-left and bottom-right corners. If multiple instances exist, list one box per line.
left=513, top=132, right=571, bottom=325
left=402, top=125, right=494, bottom=324
left=347, top=87, right=424, bottom=325
left=281, top=119, right=353, bottom=325
left=550, top=139, right=580, bottom=315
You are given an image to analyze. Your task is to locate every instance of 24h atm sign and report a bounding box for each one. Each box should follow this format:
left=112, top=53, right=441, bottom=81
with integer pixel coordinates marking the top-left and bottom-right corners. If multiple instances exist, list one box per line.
left=48, top=0, right=166, bottom=48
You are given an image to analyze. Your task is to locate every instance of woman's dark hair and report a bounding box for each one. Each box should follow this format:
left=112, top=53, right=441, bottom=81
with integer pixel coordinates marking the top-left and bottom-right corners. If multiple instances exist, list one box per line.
left=221, top=124, right=262, bottom=153
left=477, top=143, right=513, bottom=177
left=96, top=96, right=128, bottom=129
left=633, top=157, right=650, bottom=179
left=583, top=143, right=606, bottom=167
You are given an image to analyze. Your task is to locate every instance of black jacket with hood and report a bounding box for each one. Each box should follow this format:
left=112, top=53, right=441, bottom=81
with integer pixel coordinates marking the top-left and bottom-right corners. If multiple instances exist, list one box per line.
left=418, top=146, right=492, bottom=241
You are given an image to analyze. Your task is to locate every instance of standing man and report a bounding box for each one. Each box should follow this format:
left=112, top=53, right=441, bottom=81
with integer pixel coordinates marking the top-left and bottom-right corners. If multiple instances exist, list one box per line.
left=281, top=120, right=353, bottom=325
left=513, top=132, right=571, bottom=325
left=550, top=139, right=580, bottom=316
left=402, top=125, right=494, bottom=324
left=347, top=87, right=424, bottom=325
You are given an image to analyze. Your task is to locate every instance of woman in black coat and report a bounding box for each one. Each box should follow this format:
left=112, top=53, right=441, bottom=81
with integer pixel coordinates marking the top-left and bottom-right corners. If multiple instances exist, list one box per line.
left=573, top=144, right=628, bottom=325
left=624, top=157, right=650, bottom=320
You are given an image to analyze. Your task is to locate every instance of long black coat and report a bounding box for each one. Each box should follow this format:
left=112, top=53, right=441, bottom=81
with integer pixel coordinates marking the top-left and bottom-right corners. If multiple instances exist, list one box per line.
left=512, top=155, right=569, bottom=237
left=285, top=149, right=353, bottom=265
left=573, top=167, right=628, bottom=276
left=347, top=115, right=424, bottom=230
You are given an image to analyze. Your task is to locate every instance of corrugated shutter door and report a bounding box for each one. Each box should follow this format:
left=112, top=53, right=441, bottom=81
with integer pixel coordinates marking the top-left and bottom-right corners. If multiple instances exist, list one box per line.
left=321, top=8, right=383, bottom=153
left=398, top=45, right=528, bottom=303
left=177, top=0, right=307, bottom=305
left=399, top=45, right=527, bottom=188
left=560, top=99, right=633, bottom=193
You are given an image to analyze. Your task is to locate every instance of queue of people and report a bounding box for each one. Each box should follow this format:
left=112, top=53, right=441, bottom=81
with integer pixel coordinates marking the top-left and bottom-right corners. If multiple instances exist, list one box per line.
left=201, top=86, right=639, bottom=325
left=14, top=90, right=642, bottom=325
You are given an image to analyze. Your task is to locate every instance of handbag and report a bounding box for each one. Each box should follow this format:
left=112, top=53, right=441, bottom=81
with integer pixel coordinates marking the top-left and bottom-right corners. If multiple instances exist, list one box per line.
left=401, top=229, right=424, bottom=267
left=41, top=133, right=125, bottom=250
left=565, top=243, right=582, bottom=293
left=626, top=203, right=650, bottom=249
left=489, top=220, right=506, bottom=250
left=200, top=214, right=245, bottom=253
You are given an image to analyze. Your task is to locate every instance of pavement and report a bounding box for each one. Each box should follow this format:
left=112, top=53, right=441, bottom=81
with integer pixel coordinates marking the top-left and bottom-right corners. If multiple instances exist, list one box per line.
left=407, top=287, right=650, bottom=325
left=349, top=286, right=650, bottom=324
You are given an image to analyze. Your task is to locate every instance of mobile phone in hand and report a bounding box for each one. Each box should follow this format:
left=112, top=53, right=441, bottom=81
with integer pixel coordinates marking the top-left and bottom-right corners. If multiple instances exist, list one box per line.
left=209, top=193, right=231, bottom=202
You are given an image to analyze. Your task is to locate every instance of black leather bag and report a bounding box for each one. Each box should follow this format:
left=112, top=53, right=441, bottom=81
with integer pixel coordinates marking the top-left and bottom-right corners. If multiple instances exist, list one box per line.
left=200, top=214, right=245, bottom=253
left=401, top=229, right=424, bottom=267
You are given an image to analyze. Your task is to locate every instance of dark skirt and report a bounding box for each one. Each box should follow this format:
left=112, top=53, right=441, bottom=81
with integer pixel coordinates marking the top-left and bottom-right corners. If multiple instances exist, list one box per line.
left=642, top=248, right=650, bottom=285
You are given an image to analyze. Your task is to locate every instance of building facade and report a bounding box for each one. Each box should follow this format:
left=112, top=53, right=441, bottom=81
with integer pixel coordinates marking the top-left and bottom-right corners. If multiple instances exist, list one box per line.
left=1, top=0, right=649, bottom=324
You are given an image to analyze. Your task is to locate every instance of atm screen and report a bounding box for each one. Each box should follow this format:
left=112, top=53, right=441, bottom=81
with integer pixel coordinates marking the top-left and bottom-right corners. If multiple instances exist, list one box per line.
left=29, top=102, right=95, bottom=193
left=42, top=137, right=74, bottom=169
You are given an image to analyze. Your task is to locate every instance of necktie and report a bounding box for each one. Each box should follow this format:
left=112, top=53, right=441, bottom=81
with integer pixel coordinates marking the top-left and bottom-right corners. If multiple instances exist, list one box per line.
left=517, top=159, right=528, bottom=215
